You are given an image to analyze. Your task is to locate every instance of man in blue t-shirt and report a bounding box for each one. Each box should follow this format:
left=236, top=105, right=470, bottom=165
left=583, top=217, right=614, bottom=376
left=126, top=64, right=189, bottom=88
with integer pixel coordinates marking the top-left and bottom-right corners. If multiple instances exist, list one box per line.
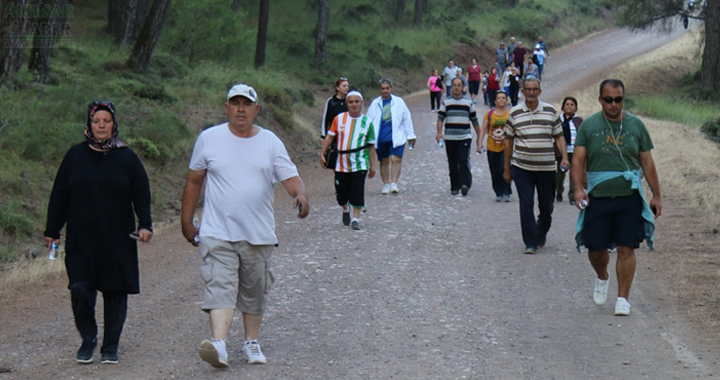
left=367, top=79, right=417, bottom=194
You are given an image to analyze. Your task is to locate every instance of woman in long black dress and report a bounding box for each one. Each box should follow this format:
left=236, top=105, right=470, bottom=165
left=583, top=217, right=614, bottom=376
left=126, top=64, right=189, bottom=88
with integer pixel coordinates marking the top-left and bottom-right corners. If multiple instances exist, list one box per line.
left=44, top=100, right=153, bottom=364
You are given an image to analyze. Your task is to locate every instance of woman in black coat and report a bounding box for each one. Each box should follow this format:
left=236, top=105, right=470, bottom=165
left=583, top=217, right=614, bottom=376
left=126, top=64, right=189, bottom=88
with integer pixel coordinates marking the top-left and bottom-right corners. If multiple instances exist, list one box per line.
left=44, top=100, right=153, bottom=364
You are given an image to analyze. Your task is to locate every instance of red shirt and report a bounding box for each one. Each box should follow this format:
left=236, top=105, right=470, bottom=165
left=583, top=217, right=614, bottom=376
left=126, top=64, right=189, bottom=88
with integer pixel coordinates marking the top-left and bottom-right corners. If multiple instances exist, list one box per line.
left=467, top=65, right=482, bottom=82
left=487, top=74, right=499, bottom=90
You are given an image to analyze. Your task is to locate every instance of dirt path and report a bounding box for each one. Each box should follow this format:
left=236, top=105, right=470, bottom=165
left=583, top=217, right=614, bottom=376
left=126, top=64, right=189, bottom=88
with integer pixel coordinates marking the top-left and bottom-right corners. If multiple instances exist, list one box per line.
left=2, top=25, right=718, bottom=380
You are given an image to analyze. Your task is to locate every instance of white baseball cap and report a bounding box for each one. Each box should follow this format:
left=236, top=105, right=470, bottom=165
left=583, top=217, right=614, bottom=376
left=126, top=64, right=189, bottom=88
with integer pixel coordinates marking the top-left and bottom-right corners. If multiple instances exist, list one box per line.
left=227, top=84, right=258, bottom=103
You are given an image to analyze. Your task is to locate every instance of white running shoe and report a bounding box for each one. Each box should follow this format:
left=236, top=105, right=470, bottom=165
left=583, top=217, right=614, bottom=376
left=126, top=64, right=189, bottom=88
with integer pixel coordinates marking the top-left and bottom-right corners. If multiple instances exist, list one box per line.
left=390, top=183, right=399, bottom=193
left=381, top=184, right=391, bottom=194
left=243, top=340, right=267, bottom=364
left=614, top=297, right=631, bottom=316
left=593, top=274, right=610, bottom=306
left=199, top=339, right=228, bottom=368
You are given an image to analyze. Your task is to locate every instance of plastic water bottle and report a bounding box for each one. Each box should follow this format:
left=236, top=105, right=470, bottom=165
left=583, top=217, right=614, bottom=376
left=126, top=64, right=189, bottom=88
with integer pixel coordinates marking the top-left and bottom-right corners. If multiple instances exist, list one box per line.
left=408, top=142, right=414, bottom=151
left=438, top=138, right=444, bottom=148
left=192, top=217, right=201, bottom=245
left=48, top=242, right=59, bottom=260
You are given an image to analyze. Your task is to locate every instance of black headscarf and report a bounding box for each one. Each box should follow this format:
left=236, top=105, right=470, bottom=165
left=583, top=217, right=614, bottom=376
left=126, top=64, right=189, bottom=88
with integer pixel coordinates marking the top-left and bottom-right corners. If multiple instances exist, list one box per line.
left=84, top=100, right=126, bottom=150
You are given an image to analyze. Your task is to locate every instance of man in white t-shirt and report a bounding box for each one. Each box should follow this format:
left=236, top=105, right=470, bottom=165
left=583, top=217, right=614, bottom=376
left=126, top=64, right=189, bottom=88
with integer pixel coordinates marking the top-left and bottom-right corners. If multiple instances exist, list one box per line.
left=443, top=59, right=463, bottom=97
left=181, top=84, right=309, bottom=369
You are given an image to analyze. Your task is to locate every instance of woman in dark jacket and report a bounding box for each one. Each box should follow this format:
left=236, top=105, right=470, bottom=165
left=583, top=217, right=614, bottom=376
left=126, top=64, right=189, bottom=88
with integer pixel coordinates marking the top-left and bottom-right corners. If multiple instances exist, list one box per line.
left=320, top=77, right=350, bottom=139
left=556, top=96, right=583, bottom=205
left=44, top=100, right=153, bottom=365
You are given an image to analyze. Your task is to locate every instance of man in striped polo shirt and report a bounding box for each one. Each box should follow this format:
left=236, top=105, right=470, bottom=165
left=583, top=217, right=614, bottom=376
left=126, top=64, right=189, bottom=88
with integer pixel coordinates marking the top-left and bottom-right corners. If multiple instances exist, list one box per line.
left=436, top=77, right=482, bottom=196
left=503, top=76, right=569, bottom=254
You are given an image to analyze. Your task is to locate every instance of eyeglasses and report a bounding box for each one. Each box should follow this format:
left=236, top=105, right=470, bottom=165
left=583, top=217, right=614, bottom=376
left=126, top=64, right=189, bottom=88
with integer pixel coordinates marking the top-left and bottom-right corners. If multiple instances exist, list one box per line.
left=602, top=96, right=624, bottom=104
left=524, top=88, right=540, bottom=92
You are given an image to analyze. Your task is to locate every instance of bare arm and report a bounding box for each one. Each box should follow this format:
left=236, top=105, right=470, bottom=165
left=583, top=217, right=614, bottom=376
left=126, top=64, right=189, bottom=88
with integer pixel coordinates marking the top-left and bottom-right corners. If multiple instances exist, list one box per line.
left=181, top=169, right=206, bottom=245
left=368, top=145, right=378, bottom=179
left=639, top=150, right=662, bottom=217
left=553, top=134, right=570, bottom=170
left=281, top=176, right=310, bottom=218
left=572, top=146, right=589, bottom=209
left=436, top=120, right=444, bottom=143
left=503, top=136, right=514, bottom=183
left=319, top=134, right=334, bottom=167
left=472, top=121, right=482, bottom=152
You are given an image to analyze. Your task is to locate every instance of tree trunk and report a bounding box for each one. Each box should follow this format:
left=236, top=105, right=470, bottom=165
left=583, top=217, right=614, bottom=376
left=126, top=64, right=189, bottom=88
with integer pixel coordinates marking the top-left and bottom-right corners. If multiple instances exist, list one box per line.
left=254, top=0, right=269, bottom=68
left=508, top=0, right=518, bottom=7
left=0, top=0, right=29, bottom=85
left=315, top=0, right=330, bottom=63
left=701, top=0, right=720, bottom=91
left=28, top=0, right=69, bottom=84
left=108, top=0, right=123, bottom=35
left=231, top=0, right=240, bottom=12
left=413, top=0, right=423, bottom=28
left=127, top=0, right=173, bottom=73
left=395, top=0, right=405, bottom=21
left=114, top=0, right=139, bottom=45
left=132, top=0, right=148, bottom=41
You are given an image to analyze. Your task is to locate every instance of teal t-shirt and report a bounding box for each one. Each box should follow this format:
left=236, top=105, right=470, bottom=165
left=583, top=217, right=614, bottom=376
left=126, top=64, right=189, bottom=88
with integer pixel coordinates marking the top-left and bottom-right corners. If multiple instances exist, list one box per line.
left=574, top=112, right=654, bottom=197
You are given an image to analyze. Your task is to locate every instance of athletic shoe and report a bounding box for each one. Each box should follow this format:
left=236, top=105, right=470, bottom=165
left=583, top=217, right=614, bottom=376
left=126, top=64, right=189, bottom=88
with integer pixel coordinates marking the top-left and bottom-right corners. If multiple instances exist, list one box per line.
left=496, top=196, right=503, bottom=202
left=351, top=219, right=362, bottom=230
left=243, top=340, right=267, bottom=364
left=199, top=339, right=229, bottom=368
left=608, top=245, right=617, bottom=253
left=538, top=236, right=546, bottom=248
left=390, top=183, right=399, bottom=193
left=523, top=246, right=537, bottom=255
left=76, top=338, right=97, bottom=364
left=569, top=199, right=575, bottom=206
left=342, top=210, right=351, bottom=226
left=451, top=190, right=459, bottom=196
left=593, top=274, right=610, bottom=306
left=101, top=351, right=118, bottom=364
left=381, top=184, right=391, bottom=194
left=614, top=297, right=631, bottom=316
left=460, top=185, right=469, bottom=196
left=556, top=194, right=563, bottom=202
left=504, top=194, right=511, bottom=202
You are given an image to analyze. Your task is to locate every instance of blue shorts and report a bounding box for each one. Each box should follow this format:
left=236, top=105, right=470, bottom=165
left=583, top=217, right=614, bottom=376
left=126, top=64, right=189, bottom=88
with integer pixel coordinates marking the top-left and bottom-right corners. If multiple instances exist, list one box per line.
left=376, top=140, right=405, bottom=160
left=582, top=192, right=645, bottom=251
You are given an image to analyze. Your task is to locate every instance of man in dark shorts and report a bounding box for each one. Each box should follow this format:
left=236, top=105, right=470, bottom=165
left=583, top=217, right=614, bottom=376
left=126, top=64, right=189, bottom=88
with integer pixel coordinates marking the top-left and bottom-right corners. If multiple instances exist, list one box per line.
left=367, top=79, right=416, bottom=194
left=572, top=79, right=662, bottom=316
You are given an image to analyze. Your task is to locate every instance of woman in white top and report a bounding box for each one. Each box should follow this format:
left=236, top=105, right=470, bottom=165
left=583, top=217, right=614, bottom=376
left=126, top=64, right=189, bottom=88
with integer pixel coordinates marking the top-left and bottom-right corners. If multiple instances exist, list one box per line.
left=501, top=63, right=513, bottom=95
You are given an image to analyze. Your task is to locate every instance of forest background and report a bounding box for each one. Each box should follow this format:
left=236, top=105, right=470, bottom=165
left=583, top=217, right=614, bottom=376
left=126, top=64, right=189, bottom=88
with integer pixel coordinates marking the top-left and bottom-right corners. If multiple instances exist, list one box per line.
left=0, top=0, right=717, bottom=263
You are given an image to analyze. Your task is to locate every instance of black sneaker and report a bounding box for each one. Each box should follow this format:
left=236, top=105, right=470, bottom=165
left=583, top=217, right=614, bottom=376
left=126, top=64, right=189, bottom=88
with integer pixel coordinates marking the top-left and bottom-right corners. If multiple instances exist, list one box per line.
left=451, top=190, right=459, bottom=195
left=538, top=236, right=546, bottom=248
left=460, top=185, right=469, bottom=196
left=76, top=338, right=97, bottom=364
left=556, top=194, right=563, bottom=202
left=342, top=210, right=351, bottom=226
left=101, top=351, right=118, bottom=364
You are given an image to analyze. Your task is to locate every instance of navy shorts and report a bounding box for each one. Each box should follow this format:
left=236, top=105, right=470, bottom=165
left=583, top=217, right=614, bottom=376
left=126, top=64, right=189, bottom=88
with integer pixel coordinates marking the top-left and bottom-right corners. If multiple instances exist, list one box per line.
left=376, top=140, right=405, bottom=160
left=582, top=192, right=645, bottom=251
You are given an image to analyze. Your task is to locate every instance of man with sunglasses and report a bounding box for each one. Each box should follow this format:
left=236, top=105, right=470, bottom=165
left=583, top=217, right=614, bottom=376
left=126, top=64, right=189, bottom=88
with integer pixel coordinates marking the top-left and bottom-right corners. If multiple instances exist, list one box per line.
left=572, top=79, right=661, bottom=316
left=503, top=76, right=569, bottom=255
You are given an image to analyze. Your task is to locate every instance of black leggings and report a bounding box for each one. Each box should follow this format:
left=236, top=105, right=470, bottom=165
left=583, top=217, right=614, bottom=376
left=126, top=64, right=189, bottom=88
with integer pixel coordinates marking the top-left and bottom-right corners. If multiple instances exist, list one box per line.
left=430, top=91, right=442, bottom=110
left=70, top=282, right=127, bottom=354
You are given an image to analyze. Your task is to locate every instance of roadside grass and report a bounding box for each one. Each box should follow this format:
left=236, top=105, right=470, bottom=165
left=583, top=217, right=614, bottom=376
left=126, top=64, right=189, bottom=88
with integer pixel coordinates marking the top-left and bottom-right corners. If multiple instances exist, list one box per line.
left=628, top=95, right=720, bottom=128
left=0, top=0, right=615, bottom=286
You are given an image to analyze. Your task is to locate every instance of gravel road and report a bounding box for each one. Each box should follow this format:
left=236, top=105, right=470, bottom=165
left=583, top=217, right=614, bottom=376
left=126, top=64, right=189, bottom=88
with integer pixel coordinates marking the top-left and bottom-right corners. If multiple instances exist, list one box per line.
left=2, top=25, right=718, bottom=380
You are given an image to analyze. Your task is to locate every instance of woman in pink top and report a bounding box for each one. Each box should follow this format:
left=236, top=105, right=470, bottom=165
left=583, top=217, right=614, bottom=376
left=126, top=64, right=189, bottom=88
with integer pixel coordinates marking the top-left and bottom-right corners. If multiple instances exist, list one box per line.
left=426, top=69, right=443, bottom=112
left=466, top=58, right=482, bottom=104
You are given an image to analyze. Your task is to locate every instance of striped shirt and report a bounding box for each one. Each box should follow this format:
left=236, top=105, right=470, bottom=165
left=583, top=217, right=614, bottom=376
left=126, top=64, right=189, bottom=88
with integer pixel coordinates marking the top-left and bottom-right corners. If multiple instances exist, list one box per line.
left=504, top=100, right=562, bottom=171
left=437, top=95, right=479, bottom=141
left=328, top=112, right=376, bottom=173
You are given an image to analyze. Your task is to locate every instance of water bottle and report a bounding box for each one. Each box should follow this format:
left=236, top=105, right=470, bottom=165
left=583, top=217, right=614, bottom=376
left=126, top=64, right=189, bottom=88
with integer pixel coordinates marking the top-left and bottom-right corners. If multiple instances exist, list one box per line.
left=48, top=242, right=59, bottom=260
left=408, top=142, right=414, bottom=151
left=438, top=138, right=444, bottom=148
left=192, top=217, right=201, bottom=245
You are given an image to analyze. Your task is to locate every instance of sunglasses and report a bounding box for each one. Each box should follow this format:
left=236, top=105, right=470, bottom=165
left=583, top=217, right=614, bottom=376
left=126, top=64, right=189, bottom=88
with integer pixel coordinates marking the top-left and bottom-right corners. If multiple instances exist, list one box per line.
left=602, top=96, right=624, bottom=104
left=339, top=77, right=348, bottom=81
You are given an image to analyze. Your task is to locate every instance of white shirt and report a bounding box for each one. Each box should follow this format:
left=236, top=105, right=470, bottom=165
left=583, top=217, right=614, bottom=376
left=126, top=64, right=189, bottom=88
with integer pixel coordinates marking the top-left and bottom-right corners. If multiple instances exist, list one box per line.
left=189, top=124, right=299, bottom=244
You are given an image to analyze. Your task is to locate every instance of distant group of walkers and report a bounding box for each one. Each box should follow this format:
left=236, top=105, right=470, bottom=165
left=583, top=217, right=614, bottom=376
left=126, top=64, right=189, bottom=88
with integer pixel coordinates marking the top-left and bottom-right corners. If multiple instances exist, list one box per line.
left=41, top=54, right=661, bottom=371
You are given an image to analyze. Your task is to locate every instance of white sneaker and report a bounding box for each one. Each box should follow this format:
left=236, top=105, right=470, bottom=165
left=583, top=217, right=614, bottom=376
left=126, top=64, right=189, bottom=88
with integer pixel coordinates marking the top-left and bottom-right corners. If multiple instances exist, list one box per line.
left=593, top=274, right=610, bottom=306
left=199, top=339, right=228, bottom=368
left=614, top=297, right=631, bottom=316
left=381, top=184, right=391, bottom=194
left=390, top=183, right=399, bottom=193
left=243, top=340, right=267, bottom=364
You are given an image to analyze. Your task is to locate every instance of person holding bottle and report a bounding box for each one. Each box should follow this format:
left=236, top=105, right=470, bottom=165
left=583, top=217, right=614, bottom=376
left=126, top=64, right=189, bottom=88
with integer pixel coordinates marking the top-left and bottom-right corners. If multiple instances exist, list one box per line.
left=44, top=100, right=153, bottom=365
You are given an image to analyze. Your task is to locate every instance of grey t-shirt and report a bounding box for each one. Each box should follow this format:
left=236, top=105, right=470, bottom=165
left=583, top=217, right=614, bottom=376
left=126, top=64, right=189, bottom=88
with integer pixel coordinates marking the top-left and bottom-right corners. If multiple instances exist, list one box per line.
left=496, top=48, right=507, bottom=63
left=443, top=66, right=462, bottom=86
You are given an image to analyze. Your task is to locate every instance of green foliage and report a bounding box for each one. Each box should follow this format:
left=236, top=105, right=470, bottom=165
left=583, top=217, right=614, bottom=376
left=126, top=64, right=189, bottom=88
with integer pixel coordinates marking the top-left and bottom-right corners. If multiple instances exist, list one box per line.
left=630, top=95, right=720, bottom=127
left=0, top=203, right=35, bottom=237
left=162, top=0, right=253, bottom=66
left=133, top=84, right=178, bottom=103
left=702, top=119, right=720, bottom=144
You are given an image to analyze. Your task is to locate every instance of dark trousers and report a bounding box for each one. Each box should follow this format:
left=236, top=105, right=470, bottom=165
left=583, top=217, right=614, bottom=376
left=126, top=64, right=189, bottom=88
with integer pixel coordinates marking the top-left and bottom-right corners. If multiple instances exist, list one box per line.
left=511, top=166, right=556, bottom=248
left=335, top=170, right=367, bottom=208
left=70, top=282, right=128, bottom=354
left=556, top=153, right=574, bottom=199
left=445, top=139, right=472, bottom=192
left=430, top=91, right=442, bottom=110
left=487, top=89, right=497, bottom=107
left=487, top=151, right=512, bottom=197
left=515, top=60, right=525, bottom=77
